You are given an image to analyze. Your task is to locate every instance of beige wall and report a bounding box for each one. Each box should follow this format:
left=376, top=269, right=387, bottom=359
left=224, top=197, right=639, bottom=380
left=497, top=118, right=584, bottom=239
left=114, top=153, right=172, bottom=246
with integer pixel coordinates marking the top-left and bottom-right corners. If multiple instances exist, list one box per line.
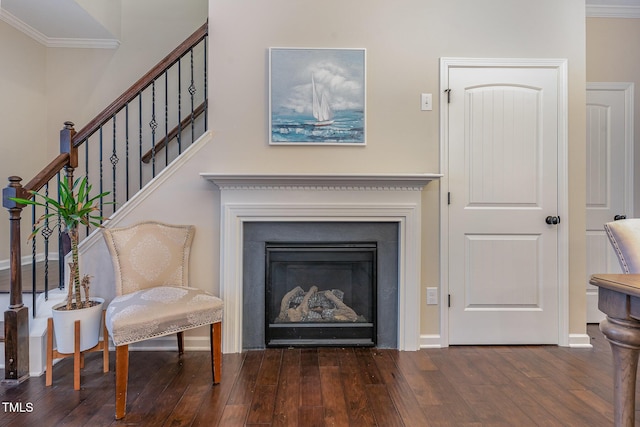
left=2, top=0, right=593, bottom=342
left=208, top=0, right=588, bottom=338
left=0, top=22, right=48, bottom=261
left=0, top=0, right=207, bottom=260
left=587, top=17, right=640, bottom=216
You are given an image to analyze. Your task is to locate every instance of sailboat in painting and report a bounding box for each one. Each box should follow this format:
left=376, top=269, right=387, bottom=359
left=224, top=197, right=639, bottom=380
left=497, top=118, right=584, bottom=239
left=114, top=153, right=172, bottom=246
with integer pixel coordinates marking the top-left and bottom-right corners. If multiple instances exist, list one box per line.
left=311, top=75, right=334, bottom=126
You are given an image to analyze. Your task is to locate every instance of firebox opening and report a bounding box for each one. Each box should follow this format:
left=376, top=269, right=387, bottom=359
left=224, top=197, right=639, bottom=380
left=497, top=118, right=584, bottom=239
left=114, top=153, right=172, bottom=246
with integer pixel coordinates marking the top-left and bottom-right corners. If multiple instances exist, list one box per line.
left=265, top=242, right=377, bottom=347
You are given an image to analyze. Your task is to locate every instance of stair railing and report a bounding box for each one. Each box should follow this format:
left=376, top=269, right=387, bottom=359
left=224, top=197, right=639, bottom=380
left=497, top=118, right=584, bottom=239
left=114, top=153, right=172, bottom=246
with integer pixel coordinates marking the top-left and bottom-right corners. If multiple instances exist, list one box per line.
left=1, top=22, right=208, bottom=383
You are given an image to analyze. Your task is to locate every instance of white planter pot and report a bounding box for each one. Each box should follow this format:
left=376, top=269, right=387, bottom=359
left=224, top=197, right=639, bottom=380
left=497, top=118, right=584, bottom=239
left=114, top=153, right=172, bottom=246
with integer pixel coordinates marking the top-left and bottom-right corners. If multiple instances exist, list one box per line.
left=52, top=298, right=104, bottom=354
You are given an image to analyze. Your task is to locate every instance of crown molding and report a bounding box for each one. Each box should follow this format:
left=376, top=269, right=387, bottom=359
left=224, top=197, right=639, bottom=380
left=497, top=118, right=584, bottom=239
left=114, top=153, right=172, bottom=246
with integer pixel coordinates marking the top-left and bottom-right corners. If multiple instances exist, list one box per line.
left=0, top=9, right=119, bottom=49
left=46, top=37, right=120, bottom=49
left=587, top=4, right=640, bottom=18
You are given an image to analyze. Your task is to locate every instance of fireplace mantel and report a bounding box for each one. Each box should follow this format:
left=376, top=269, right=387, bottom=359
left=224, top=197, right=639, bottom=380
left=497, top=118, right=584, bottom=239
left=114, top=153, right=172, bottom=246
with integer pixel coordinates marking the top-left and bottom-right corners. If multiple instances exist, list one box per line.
left=201, top=172, right=441, bottom=353
left=201, top=173, right=442, bottom=190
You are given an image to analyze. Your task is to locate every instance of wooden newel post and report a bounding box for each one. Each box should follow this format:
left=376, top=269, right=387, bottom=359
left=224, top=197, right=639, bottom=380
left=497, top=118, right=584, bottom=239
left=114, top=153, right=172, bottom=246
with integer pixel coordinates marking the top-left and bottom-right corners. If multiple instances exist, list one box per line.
left=59, top=121, right=76, bottom=289
left=60, top=121, right=78, bottom=170
left=2, top=176, right=30, bottom=383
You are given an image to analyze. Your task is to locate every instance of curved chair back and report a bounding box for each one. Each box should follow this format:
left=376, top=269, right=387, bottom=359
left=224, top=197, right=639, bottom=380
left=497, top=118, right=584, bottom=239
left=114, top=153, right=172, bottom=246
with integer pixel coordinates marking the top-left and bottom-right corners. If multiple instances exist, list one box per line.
left=103, top=221, right=194, bottom=296
left=604, top=219, right=640, bottom=273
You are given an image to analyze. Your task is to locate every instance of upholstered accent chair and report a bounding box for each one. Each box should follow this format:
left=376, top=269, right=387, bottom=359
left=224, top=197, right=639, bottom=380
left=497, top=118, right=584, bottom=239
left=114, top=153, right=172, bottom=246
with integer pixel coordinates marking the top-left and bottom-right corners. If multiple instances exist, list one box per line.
left=604, top=219, right=640, bottom=273
left=103, top=221, right=223, bottom=420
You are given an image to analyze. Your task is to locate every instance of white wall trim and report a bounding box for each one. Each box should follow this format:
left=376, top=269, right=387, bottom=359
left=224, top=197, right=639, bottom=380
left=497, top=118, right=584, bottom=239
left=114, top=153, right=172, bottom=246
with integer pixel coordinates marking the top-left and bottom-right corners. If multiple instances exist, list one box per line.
left=0, top=252, right=59, bottom=271
left=46, top=37, right=120, bottom=49
left=439, top=57, right=570, bottom=347
left=587, top=5, right=640, bottom=18
left=420, top=334, right=442, bottom=349
left=0, top=9, right=120, bottom=49
left=420, top=333, right=592, bottom=349
left=569, top=333, right=593, bottom=348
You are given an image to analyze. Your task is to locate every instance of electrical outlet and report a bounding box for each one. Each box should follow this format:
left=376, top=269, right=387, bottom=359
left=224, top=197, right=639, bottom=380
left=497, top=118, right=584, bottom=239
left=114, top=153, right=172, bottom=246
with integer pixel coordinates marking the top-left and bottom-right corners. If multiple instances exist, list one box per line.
left=421, top=93, right=432, bottom=111
left=426, top=287, right=438, bottom=305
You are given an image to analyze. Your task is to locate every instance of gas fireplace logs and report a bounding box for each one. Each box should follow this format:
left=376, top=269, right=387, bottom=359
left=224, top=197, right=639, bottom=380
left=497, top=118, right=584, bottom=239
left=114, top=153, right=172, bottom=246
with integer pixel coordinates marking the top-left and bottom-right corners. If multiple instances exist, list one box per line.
left=275, top=285, right=365, bottom=323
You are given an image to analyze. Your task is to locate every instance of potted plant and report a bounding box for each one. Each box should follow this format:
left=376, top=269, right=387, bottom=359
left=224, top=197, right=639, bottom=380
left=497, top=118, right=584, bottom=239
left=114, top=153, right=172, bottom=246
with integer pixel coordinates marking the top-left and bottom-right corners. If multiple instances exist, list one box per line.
left=11, top=176, right=110, bottom=353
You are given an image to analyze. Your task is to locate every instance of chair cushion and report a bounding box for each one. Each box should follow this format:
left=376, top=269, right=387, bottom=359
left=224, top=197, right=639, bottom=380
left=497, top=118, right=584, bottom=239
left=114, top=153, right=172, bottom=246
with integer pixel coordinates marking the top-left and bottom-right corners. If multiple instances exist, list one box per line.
left=604, top=219, right=640, bottom=274
left=105, top=285, right=223, bottom=346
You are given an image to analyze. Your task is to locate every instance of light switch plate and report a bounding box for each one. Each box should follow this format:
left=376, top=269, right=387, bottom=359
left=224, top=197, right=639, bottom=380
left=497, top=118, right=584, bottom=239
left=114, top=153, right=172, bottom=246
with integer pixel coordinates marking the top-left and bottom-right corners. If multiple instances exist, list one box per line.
left=421, top=93, right=432, bottom=111
left=426, top=287, right=438, bottom=305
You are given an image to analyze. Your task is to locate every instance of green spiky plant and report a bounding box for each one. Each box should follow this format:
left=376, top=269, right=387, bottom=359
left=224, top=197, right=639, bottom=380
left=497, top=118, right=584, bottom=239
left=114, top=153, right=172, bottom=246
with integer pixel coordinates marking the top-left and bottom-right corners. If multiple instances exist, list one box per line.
left=10, top=176, right=110, bottom=310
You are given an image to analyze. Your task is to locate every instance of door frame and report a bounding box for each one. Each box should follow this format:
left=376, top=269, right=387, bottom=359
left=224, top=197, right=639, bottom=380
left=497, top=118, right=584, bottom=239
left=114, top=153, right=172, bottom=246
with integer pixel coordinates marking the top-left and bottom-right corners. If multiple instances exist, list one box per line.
left=586, top=82, right=634, bottom=219
left=585, top=82, right=634, bottom=322
left=439, top=57, right=570, bottom=347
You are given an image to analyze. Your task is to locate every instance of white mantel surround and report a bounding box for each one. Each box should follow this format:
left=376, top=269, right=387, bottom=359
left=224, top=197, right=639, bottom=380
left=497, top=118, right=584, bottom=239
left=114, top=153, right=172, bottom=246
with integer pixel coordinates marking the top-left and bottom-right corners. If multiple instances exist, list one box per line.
left=201, top=173, right=442, bottom=353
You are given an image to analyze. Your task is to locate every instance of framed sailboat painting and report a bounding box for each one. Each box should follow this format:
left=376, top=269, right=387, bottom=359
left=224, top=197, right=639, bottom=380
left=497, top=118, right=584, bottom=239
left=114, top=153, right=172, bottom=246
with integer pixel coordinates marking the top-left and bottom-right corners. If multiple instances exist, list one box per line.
left=269, top=47, right=366, bottom=145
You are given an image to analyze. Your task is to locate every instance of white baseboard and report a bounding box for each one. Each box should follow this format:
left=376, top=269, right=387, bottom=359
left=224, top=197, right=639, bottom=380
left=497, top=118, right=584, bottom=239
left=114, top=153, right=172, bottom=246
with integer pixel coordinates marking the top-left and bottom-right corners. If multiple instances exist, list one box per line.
left=568, top=333, right=593, bottom=348
left=0, top=252, right=60, bottom=270
left=419, top=333, right=592, bottom=349
left=420, top=334, right=443, bottom=349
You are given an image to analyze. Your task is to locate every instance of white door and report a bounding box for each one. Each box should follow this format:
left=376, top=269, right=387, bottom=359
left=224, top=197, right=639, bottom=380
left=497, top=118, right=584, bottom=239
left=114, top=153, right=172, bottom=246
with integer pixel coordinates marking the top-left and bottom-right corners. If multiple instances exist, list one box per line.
left=585, top=83, right=634, bottom=323
left=445, top=60, right=566, bottom=344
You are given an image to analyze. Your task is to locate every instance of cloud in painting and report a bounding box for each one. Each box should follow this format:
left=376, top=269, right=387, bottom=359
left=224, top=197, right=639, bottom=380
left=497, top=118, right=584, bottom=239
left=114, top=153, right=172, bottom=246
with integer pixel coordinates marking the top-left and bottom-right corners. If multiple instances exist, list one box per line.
left=271, top=49, right=365, bottom=116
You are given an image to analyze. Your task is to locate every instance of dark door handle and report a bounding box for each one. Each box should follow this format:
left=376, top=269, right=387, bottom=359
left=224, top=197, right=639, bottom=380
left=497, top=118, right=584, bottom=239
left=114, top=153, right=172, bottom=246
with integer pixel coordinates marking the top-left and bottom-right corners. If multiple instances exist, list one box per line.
left=545, top=216, right=560, bottom=225
left=614, top=215, right=627, bottom=221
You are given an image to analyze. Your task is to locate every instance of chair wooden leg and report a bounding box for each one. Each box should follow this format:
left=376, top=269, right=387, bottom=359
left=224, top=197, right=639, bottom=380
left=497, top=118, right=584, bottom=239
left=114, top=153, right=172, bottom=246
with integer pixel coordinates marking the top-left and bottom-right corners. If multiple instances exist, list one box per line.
left=211, top=322, right=222, bottom=384
left=115, top=345, right=129, bottom=420
left=46, top=318, right=53, bottom=386
left=177, top=331, right=184, bottom=355
left=102, top=311, right=109, bottom=373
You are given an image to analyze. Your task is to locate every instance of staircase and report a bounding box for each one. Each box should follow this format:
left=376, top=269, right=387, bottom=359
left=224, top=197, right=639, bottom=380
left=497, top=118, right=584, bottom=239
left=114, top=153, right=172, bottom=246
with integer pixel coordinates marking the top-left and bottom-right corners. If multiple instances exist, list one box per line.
left=1, top=22, right=209, bottom=380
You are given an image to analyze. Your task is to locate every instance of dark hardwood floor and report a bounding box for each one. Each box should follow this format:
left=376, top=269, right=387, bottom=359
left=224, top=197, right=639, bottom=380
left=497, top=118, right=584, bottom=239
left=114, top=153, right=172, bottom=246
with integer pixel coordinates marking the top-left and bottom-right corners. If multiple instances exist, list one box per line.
left=0, top=324, right=633, bottom=426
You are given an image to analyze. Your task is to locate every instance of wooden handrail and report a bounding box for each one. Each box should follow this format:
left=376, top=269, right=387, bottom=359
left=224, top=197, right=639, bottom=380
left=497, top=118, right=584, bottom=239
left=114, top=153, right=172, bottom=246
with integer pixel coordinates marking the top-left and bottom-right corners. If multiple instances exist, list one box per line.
left=23, top=153, right=70, bottom=194
left=141, top=101, right=206, bottom=163
left=73, top=21, right=208, bottom=145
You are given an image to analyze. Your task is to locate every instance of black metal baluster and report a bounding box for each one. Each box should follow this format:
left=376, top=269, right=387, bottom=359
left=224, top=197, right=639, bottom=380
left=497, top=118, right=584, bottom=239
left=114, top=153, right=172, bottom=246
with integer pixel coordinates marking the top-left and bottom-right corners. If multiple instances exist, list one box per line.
left=42, top=182, right=50, bottom=302
left=111, top=116, right=119, bottom=217
left=139, top=94, right=143, bottom=190
left=57, top=173, right=65, bottom=291
left=189, top=48, right=196, bottom=144
left=165, top=70, right=169, bottom=167
left=150, top=81, right=157, bottom=177
left=125, top=103, right=130, bottom=202
left=204, top=36, right=208, bottom=132
left=98, top=126, right=104, bottom=234
left=83, top=140, right=90, bottom=237
left=177, top=57, right=182, bottom=154
left=84, top=138, right=89, bottom=185
left=31, top=204, right=36, bottom=316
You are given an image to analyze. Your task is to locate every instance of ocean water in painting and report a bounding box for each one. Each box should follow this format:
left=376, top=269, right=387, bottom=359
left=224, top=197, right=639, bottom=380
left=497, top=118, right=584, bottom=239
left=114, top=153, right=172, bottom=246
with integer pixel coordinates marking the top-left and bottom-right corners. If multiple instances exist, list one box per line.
left=271, top=109, right=364, bottom=143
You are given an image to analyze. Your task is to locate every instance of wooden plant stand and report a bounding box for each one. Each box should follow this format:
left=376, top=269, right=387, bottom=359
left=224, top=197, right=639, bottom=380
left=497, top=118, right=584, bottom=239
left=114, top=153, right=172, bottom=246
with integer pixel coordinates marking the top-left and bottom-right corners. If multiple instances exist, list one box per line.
left=46, top=310, right=109, bottom=390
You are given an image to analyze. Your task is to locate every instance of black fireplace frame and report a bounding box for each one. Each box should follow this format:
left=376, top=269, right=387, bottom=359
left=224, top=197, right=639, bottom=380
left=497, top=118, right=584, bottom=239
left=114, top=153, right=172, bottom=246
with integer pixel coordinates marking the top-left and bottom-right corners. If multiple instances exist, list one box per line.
left=264, top=241, right=377, bottom=347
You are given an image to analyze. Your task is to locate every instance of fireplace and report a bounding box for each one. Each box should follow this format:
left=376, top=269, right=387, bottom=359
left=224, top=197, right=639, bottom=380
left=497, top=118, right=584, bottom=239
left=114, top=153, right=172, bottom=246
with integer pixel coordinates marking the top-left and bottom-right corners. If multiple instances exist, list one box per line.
left=201, top=173, right=441, bottom=352
left=243, top=221, right=398, bottom=349
left=265, top=242, right=377, bottom=347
